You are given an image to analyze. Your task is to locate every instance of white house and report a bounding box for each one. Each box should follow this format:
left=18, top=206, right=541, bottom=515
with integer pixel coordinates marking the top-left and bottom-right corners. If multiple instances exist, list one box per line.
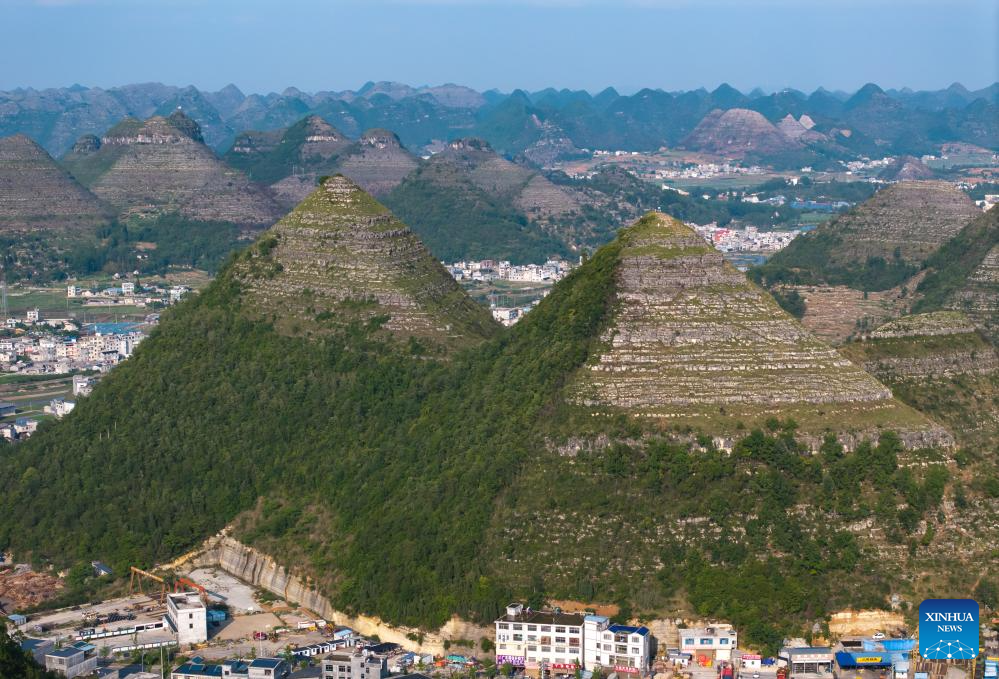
left=679, top=625, right=737, bottom=663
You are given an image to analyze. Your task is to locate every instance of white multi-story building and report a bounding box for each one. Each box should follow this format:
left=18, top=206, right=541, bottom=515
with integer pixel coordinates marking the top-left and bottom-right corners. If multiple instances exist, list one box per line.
left=495, top=603, right=585, bottom=677
left=582, top=615, right=651, bottom=675
left=167, top=591, right=208, bottom=645
left=495, top=604, right=652, bottom=678
left=679, top=625, right=737, bottom=663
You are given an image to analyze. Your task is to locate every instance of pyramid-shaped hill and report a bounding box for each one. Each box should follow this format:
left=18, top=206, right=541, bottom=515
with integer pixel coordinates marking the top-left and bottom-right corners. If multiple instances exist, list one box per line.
left=381, top=138, right=579, bottom=262
left=428, top=138, right=579, bottom=219
left=913, top=206, right=999, bottom=343
left=224, top=115, right=353, bottom=189
left=567, top=212, right=947, bottom=441
left=682, top=108, right=802, bottom=156
left=765, top=180, right=978, bottom=289
left=0, top=134, right=112, bottom=231
left=230, top=174, right=497, bottom=349
left=61, top=111, right=282, bottom=226
left=332, top=129, right=419, bottom=197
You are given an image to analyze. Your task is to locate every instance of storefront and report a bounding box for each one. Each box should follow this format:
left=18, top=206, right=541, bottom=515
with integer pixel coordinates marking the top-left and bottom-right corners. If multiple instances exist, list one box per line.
left=783, top=647, right=834, bottom=677
left=497, top=655, right=526, bottom=669
left=523, top=661, right=580, bottom=679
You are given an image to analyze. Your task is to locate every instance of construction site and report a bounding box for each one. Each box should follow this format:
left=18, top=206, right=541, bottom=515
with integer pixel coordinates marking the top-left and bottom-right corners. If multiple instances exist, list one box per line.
left=7, top=564, right=340, bottom=661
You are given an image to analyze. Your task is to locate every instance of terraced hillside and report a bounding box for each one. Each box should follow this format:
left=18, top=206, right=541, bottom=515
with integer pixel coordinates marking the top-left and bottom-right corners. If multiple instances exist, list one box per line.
left=0, top=134, right=112, bottom=231
left=232, top=174, right=497, bottom=349
left=333, top=129, right=419, bottom=197
left=682, top=107, right=802, bottom=157
left=61, top=111, right=282, bottom=225
left=840, top=312, right=998, bottom=449
left=224, top=115, right=353, bottom=206
left=914, top=206, right=999, bottom=342
left=569, top=213, right=944, bottom=441
left=760, top=181, right=979, bottom=291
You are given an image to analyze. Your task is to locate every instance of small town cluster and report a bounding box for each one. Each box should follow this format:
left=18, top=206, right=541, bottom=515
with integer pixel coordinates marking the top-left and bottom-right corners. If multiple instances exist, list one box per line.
left=446, top=259, right=575, bottom=284
left=65, top=280, right=192, bottom=308
left=689, top=223, right=800, bottom=254
left=10, top=590, right=996, bottom=679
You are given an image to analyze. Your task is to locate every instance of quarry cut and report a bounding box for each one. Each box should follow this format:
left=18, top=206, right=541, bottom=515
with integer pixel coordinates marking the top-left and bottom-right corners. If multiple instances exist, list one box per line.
left=570, top=213, right=935, bottom=433
left=233, top=174, right=496, bottom=348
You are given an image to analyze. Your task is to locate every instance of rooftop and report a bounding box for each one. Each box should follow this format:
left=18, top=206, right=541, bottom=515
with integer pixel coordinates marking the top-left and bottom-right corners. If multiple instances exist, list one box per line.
left=172, top=661, right=224, bottom=677
left=168, top=591, right=205, bottom=609
left=497, top=608, right=586, bottom=626
left=46, top=647, right=84, bottom=659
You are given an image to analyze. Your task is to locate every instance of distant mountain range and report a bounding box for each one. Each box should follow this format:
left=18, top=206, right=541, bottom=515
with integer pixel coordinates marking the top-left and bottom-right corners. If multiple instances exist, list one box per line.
left=2, top=80, right=995, bottom=161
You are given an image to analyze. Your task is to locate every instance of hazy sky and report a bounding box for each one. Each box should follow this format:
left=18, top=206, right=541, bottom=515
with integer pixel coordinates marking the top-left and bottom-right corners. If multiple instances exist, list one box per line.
left=3, top=0, right=997, bottom=94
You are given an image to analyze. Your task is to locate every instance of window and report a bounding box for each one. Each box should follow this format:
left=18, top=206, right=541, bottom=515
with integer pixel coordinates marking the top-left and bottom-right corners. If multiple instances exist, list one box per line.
left=541, top=647, right=551, bottom=653
left=700, top=639, right=713, bottom=645
left=189, top=623, right=193, bottom=629
left=555, top=627, right=566, bottom=633
left=513, top=634, right=523, bottom=642
left=527, top=646, right=537, bottom=652
left=631, top=648, right=639, bottom=655
left=569, top=648, right=580, bottom=655
left=528, top=635, right=538, bottom=642
left=556, top=637, right=566, bottom=643
left=528, top=625, right=537, bottom=631
left=683, top=638, right=694, bottom=646
left=498, top=623, right=510, bottom=629
left=513, top=625, right=523, bottom=630
left=603, top=644, right=612, bottom=651
left=720, top=639, right=729, bottom=645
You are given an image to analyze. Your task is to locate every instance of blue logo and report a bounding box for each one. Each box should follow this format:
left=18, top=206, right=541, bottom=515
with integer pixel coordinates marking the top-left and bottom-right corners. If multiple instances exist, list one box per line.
left=919, top=599, right=979, bottom=660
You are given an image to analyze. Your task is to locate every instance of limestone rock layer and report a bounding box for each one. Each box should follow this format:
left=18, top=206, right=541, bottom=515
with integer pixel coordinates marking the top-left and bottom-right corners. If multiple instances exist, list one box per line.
left=570, top=213, right=934, bottom=434
left=63, top=113, right=281, bottom=225
left=0, top=134, right=111, bottom=230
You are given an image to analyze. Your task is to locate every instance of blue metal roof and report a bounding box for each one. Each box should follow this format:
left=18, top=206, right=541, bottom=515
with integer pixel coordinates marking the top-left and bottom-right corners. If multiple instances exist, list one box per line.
left=609, top=624, right=650, bottom=636
left=47, top=647, right=83, bottom=658
left=173, top=662, right=224, bottom=677
left=251, top=658, right=284, bottom=668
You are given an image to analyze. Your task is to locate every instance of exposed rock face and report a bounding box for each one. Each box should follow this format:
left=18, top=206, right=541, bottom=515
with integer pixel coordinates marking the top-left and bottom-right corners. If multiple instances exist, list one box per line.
left=0, top=134, right=111, bottom=230
left=232, top=175, right=496, bottom=348
left=62, top=112, right=282, bottom=225
left=570, top=213, right=941, bottom=438
left=855, top=312, right=998, bottom=379
left=878, top=155, right=935, bottom=181
left=841, top=311, right=998, bottom=448
left=184, top=533, right=490, bottom=655
left=335, top=129, right=419, bottom=197
left=682, top=108, right=800, bottom=157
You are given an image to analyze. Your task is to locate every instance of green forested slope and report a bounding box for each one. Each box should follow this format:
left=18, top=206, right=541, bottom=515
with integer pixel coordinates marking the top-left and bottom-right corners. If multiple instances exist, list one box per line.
left=0, top=211, right=980, bottom=651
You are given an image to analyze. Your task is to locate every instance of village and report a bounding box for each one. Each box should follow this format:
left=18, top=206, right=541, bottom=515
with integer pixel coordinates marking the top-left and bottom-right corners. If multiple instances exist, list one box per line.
left=4, top=565, right=997, bottom=679
left=0, top=280, right=192, bottom=442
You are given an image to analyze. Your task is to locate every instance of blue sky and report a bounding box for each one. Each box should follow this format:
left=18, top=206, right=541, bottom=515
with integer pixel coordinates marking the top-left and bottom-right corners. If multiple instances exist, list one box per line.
left=3, top=0, right=997, bottom=94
